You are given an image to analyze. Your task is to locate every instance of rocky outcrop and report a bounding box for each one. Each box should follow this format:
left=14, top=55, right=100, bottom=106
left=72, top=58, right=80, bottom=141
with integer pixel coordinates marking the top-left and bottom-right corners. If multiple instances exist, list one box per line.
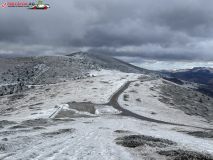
left=0, top=82, right=27, bottom=96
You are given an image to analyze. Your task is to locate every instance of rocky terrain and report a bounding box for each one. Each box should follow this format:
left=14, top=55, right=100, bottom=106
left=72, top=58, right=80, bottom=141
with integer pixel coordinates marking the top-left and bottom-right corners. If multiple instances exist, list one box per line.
left=4, top=52, right=213, bottom=99
left=1, top=53, right=213, bottom=159
left=3, top=52, right=213, bottom=100
left=0, top=69, right=213, bottom=159
left=0, top=52, right=165, bottom=96
left=68, top=52, right=162, bottom=76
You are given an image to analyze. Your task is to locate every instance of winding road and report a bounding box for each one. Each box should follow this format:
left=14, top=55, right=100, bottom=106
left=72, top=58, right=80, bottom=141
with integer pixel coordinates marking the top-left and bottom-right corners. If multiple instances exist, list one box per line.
left=106, top=81, right=213, bottom=130
left=106, top=81, right=181, bottom=126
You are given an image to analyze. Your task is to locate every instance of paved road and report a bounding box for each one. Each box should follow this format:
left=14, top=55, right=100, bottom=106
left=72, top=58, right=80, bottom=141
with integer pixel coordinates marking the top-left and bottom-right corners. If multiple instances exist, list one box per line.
left=106, top=81, right=213, bottom=130
left=106, top=81, right=181, bottom=126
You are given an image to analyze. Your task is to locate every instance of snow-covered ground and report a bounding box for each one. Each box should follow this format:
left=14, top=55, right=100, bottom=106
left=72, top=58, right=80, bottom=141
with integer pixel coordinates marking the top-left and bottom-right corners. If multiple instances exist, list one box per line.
left=2, top=114, right=213, bottom=160
left=182, top=80, right=200, bottom=89
left=0, top=70, right=213, bottom=159
left=118, top=79, right=212, bottom=128
left=0, top=70, right=140, bottom=121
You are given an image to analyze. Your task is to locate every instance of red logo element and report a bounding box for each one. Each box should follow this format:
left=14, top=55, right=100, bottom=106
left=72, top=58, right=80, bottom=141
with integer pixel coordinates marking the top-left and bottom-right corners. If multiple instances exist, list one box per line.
left=7, top=2, right=28, bottom=6
left=1, top=2, right=6, bottom=8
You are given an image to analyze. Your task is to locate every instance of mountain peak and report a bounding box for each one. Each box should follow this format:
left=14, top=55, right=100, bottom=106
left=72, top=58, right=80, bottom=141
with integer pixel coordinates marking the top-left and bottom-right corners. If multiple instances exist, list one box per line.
left=67, top=51, right=163, bottom=77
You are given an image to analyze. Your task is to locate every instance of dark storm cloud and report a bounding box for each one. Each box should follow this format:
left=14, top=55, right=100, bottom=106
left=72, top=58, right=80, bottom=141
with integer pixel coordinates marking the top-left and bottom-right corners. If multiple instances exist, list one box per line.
left=153, top=4, right=213, bottom=38
left=1, top=0, right=213, bottom=66
left=0, top=18, right=32, bottom=42
left=88, top=47, right=204, bottom=61
left=70, top=22, right=178, bottom=47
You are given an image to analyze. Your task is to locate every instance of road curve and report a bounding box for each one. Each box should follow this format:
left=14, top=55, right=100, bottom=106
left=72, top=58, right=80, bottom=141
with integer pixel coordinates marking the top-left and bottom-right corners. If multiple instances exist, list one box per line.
left=106, top=81, right=213, bottom=130
left=106, top=81, right=181, bottom=126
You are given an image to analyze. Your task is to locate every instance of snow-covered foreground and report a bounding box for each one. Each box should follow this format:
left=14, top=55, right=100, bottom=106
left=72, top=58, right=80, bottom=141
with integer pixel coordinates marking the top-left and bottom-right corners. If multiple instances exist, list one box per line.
left=0, top=70, right=213, bottom=159
left=2, top=114, right=213, bottom=160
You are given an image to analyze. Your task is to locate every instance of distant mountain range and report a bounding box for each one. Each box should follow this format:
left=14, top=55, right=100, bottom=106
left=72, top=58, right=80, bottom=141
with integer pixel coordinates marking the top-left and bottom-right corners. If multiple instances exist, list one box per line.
left=158, top=67, right=213, bottom=85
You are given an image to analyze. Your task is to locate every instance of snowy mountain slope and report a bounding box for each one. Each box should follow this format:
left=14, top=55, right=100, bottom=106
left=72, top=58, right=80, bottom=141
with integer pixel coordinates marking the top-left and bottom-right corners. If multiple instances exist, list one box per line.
left=67, top=52, right=165, bottom=77
left=118, top=78, right=213, bottom=125
left=1, top=52, right=213, bottom=99
left=1, top=72, right=213, bottom=159
left=0, top=55, right=108, bottom=96
left=0, top=52, right=168, bottom=97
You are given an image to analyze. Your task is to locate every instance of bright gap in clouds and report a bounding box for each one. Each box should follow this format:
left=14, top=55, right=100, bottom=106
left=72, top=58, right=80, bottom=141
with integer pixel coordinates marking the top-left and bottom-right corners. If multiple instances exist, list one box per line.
left=114, top=56, right=213, bottom=70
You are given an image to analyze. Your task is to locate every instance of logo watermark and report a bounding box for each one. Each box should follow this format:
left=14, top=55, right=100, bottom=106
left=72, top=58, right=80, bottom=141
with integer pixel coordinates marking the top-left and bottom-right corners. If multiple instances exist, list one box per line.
left=1, top=1, right=50, bottom=9
left=1, top=2, right=6, bottom=8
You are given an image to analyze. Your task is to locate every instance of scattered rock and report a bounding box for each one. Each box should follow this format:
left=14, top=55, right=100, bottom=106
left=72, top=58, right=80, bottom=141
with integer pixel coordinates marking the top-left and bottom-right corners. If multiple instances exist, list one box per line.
left=52, top=118, right=75, bottom=122
left=0, top=130, right=31, bottom=136
left=135, top=98, right=141, bottom=102
left=150, top=87, right=155, bottom=91
left=99, top=127, right=109, bottom=129
left=114, top=130, right=132, bottom=134
left=83, top=122, right=91, bottom=124
left=123, top=94, right=129, bottom=101
left=115, top=135, right=177, bottom=148
left=42, top=128, right=75, bottom=136
left=0, top=143, right=7, bottom=151
left=2, top=138, right=8, bottom=141
left=157, top=149, right=213, bottom=160
left=21, top=118, right=53, bottom=127
left=0, top=120, right=17, bottom=127
left=29, top=102, right=43, bottom=107
left=9, top=125, right=28, bottom=129
left=129, top=90, right=137, bottom=93
left=187, top=131, right=213, bottom=139
left=7, top=94, right=25, bottom=101
left=33, top=127, right=46, bottom=130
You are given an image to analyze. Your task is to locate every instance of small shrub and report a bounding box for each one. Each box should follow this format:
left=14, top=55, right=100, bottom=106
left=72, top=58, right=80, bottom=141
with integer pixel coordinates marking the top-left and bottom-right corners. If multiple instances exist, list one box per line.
left=123, top=94, right=129, bottom=101
left=136, top=98, right=141, bottom=102
left=129, top=90, right=137, bottom=93
left=157, top=149, right=213, bottom=160
left=124, top=94, right=129, bottom=98
left=134, top=83, right=140, bottom=86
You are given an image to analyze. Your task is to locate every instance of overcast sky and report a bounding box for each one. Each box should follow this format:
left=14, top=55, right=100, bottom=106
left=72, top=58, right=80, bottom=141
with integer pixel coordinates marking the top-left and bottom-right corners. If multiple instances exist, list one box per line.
left=1, top=0, right=213, bottom=70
